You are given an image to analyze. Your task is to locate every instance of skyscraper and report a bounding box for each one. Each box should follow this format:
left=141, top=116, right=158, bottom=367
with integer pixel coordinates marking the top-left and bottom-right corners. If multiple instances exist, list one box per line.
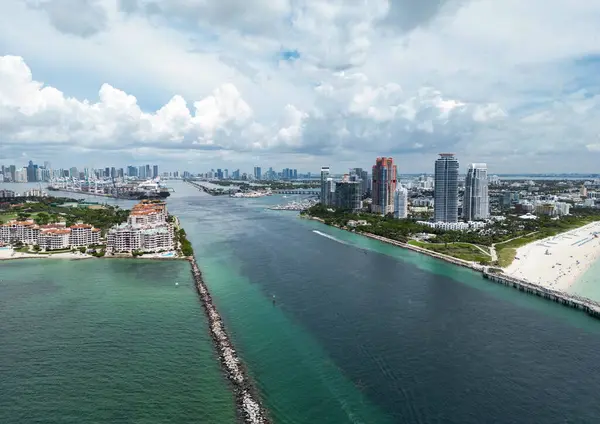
left=254, top=166, right=261, bottom=180
left=153, top=165, right=159, bottom=179
left=434, top=153, right=459, bottom=222
left=320, top=167, right=330, bottom=205
left=463, top=163, right=489, bottom=221
left=335, top=180, right=362, bottom=211
left=394, top=185, right=408, bottom=219
left=371, top=157, right=397, bottom=215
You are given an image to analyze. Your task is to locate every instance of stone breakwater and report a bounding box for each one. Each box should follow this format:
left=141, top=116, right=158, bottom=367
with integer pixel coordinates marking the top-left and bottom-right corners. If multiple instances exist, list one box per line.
left=189, top=257, right=270, bottom=424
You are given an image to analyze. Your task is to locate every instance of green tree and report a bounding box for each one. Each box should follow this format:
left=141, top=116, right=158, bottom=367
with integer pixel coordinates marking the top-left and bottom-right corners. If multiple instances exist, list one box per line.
left=34, top=212, right=50, bottom=225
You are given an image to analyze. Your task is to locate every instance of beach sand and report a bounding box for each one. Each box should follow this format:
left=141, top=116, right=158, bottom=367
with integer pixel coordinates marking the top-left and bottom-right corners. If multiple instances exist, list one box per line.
left=503, top=221, right=600, bottom=292
left=0, top=248, right=92, bottom=261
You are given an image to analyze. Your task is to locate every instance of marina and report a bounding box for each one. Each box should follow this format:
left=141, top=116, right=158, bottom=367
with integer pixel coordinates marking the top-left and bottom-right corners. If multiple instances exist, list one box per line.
left=268, top=199, right=319, bottom=211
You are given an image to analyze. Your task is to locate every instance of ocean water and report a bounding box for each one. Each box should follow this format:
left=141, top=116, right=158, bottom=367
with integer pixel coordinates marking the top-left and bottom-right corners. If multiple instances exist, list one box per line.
left=167, top=182, right=600, bottom=424
left=0, top=259, right=236, bottom=423
left=4, top=181, right=600, bottom=424
left=571, top=258, right=600, bottom=300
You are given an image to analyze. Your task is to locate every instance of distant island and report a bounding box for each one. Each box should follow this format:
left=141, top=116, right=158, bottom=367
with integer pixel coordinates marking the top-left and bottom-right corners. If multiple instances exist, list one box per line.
left=0, top=197, right=191, bottom=260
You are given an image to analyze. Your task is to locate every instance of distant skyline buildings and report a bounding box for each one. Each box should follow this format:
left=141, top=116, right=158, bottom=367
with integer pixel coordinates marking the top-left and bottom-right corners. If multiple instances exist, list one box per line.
left=434, top=153, right=460, bottom=223
left=371, top=157, right=397, bottom=215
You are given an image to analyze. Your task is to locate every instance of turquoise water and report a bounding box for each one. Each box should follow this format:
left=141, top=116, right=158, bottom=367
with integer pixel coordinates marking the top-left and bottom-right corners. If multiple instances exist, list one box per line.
left=571, top=258, right=600, bottom=300
left=168, top=182, right=600, bottom=423
left=4, top=181, right=600, bottom=423
left=0, top=259, right=236, bottom=423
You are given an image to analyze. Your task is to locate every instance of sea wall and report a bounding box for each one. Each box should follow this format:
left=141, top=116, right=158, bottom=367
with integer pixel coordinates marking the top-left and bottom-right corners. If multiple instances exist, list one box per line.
left=188, top=257, right=271, bottom=424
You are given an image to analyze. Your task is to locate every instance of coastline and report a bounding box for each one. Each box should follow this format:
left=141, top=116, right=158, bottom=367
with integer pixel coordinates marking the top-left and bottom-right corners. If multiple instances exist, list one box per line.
left=503, top=221, right=600, bottom=292
left=306, top=216, right=600, bottom=304
left=0, top=248, right=185, bottom=261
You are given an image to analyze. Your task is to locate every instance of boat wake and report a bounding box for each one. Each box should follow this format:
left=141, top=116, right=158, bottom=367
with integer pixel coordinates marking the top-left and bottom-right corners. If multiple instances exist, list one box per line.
left=312, top=230, right=349, bottom=245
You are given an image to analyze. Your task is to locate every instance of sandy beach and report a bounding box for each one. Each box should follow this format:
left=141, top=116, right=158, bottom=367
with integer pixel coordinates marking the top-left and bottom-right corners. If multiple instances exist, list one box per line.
left=503, top=221, right=600, bottom=291
left=0, top=248, right=92, bottom=261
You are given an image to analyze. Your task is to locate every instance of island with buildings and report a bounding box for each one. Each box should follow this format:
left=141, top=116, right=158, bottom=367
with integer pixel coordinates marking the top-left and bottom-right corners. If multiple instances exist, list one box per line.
left=0, top=196, right=187, bottom=260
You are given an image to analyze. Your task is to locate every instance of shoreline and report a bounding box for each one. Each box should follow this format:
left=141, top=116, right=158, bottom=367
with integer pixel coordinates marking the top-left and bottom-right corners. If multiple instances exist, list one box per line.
left=503, top=221, right=600, bottom=292
left=188, top=257, right=270, bottom=424
left=305, top=216, right=600, bottom=312
left=0, top=248, right=186, bottom=262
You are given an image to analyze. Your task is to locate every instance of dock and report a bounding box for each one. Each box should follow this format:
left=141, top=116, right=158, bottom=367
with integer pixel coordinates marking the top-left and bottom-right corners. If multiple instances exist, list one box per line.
left=188, top=257, right=270, bottom=424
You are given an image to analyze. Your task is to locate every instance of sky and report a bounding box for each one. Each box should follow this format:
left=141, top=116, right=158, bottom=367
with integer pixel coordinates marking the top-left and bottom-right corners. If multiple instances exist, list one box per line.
left=1, top=0, right=599, bottom=174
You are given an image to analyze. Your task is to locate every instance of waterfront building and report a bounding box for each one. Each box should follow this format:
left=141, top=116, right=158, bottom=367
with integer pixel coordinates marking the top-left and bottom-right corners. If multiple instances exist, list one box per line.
left=38, top=228, right=71, bottom=250
left=106, top=201, right=173, bottom=253
left=434, top=153, right=459, bottom=222
left=0, top=189, right=16, bottom=198
left=153, top=165, right=159, bottom=179
left=371, top=157, right=397, bottom=215
left=254, top=166, right=262, bottom=180
left=326, top=178, right=337, bottom=207
left=463, top=163, right=489, bottom=221
left=394, top=185, right=408, bottom=219
left=15, top=167, right=28, bottom=182
left=69, top=224, right=100, bottom=247
left=335, top=181, right=362, bottom=211
left=320, top=166, right=330, bottom=205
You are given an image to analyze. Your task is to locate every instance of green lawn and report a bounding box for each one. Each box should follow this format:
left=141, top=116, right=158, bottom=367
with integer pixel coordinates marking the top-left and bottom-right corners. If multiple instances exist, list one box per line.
left=497, top=248, right=517, bottom=268
left=409, top=240, right=492, bottom=265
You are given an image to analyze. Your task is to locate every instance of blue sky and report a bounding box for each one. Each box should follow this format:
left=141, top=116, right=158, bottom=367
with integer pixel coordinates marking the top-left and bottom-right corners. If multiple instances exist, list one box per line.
left=0, top=0, right=599, bottom=173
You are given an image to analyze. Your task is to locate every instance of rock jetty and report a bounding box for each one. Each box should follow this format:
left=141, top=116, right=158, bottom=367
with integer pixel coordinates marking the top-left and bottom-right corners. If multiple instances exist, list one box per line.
left=189, top=257, right=270, bottom=424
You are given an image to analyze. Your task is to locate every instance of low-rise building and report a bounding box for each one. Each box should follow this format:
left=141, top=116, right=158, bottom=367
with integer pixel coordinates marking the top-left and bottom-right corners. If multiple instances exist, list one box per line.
left=0, top=219, right=101, bottom=249
left=417, top=221, right=487, bottom=231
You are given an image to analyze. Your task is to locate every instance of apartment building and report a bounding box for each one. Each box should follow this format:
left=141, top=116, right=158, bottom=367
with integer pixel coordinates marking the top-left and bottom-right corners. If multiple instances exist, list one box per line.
left=106, top=200, right=174, bottom=253
left=0, top=219, right=101, bottom=249
left=38, top=228, right=71, bottom=250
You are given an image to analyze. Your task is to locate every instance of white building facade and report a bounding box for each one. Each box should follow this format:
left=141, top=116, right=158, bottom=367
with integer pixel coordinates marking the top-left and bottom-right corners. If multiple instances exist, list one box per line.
left=394, top=186, right=408, bottom=219
left=463, top=163, right=489, bottom=221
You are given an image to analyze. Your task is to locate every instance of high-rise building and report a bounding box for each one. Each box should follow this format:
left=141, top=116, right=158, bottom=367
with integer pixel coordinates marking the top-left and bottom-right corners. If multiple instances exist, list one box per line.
left=352, top=168, right=369, bottom=196
left=138, top=166, right=146, bottom=179
left=254, top=166, right=262, bottom=180
left=463, top=163, right=489, bottom=221
left=394, top=185, right=408, bottom=219
left=371, top=157, right=397, bottom=215
left=145, top=165, right=151, bottom=178
left=434, top=153, right=459, bottom=222
left=27, top=161, right=38, bottom=182
left=320, top=167, right=330, bottom=205
left=335, top=181, right=362, bottom=211
left=292, top=169, right=297, bottom=180
left=153, top=165, right=159, bottom=179
left=326, top=178, right=336, bottom=206
left=70, top=167, right=79, bottom=179
left=224, top=169, right=229, bottom=179
left=110, top=167, right=116, bottom=178
left=15, top=167, right=28, bottom=182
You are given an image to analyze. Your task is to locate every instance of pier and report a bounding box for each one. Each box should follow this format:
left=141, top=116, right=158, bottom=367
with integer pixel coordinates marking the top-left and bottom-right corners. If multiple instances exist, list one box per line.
left=188, top=257, right=270, bottom=424
left=482, top=271, right=600, bottom=319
